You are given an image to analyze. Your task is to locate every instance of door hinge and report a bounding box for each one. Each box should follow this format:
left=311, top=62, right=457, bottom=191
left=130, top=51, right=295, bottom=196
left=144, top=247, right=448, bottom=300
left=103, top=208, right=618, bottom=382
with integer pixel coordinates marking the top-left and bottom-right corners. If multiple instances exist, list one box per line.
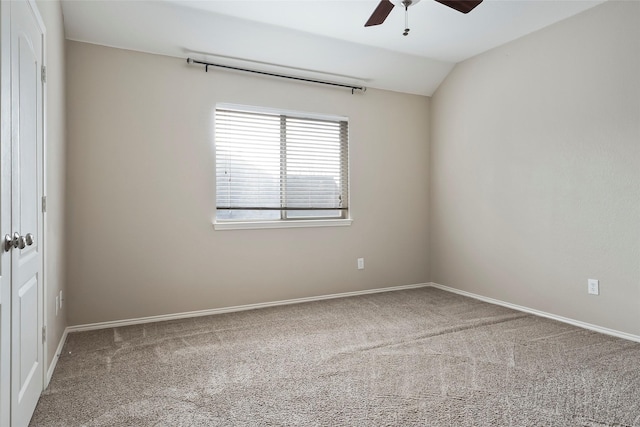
left=42, top=196, right=47, bottom=213
left=42, top=325, right=47, bottom=343
left=41, top=65, right=46, bottom=83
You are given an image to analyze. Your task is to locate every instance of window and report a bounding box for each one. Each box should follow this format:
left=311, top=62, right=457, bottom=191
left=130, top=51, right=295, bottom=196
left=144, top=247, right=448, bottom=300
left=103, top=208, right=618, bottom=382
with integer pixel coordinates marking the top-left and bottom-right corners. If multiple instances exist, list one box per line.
left=215, top=104, right=350, bottom=229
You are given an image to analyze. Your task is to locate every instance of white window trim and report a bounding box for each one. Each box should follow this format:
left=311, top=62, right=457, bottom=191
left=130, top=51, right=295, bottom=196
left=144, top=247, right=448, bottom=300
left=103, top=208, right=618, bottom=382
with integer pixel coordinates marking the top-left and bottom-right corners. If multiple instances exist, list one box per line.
left=213, top=218, right=353, bottom=231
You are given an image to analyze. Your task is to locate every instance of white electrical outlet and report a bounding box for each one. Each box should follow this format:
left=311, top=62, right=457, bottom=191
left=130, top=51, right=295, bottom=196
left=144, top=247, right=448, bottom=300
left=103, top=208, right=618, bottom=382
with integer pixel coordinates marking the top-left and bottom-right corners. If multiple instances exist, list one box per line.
left=59, top=290, right=63, bottom=309
left=357, top=258, right=364, bottom=270
left=56, top=296, right=59, bottom=316
left=588, top=279, right=599, bottom=295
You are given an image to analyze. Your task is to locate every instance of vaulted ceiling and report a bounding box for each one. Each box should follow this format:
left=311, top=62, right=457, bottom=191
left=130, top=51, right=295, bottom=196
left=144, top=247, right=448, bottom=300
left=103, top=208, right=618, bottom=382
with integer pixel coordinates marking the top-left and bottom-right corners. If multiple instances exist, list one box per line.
left=61, top=0, right=605, bottom=95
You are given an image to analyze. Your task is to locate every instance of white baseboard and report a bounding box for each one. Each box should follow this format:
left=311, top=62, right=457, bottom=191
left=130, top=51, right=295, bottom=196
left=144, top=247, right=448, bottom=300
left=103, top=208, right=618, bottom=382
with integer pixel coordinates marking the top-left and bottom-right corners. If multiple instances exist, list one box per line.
left=45, top=327, right=68, bottom=387
left=67, top=283, right=430, bottom=333
left=428, top=282, right=640, bottom=343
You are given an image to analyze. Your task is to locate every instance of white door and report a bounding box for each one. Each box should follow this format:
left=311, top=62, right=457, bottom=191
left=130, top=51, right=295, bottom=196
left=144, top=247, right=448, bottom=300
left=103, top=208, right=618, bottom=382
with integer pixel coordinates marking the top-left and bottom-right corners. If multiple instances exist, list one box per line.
left=9, top=1, right=44, bottom=426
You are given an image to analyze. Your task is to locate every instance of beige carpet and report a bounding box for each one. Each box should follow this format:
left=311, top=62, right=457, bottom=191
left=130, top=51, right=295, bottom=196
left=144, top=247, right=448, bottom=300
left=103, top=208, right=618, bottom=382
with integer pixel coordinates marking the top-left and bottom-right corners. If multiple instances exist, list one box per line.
left=31, top=287, right=640, bottom=426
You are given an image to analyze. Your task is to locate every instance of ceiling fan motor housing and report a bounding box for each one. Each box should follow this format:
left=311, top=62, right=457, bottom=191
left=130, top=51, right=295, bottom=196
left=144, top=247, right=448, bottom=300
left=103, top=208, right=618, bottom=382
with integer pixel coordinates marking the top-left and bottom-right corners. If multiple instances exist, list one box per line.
left=400, top=0, right=420, bottom=9
left=396, top=0, right=421, bottom=8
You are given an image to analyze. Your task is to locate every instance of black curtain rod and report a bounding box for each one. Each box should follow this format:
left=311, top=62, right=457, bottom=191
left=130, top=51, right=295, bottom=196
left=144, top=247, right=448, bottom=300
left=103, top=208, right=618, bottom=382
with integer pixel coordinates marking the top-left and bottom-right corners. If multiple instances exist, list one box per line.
left=186, top=58, right=366, bottom=94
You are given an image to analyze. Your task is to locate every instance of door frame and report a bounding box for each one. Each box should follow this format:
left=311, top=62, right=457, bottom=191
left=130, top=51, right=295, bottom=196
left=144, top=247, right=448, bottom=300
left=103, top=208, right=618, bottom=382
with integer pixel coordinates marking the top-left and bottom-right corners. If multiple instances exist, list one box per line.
left=36, top=0, right=49, bottom=390
left=0, top=1, right=48, bottom=426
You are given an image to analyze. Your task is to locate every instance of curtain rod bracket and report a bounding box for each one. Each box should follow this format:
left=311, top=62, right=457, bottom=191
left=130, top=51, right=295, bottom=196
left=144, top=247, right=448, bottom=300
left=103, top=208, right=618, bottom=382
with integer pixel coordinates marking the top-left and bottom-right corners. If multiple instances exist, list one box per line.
left=186, top=57, right=365, bottom=94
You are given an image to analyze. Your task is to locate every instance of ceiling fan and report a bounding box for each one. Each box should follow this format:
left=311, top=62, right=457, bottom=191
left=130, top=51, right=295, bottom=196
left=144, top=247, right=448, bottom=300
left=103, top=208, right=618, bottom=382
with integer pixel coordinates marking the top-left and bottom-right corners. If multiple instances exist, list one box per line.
left=365, top=0, right=483, bottom=36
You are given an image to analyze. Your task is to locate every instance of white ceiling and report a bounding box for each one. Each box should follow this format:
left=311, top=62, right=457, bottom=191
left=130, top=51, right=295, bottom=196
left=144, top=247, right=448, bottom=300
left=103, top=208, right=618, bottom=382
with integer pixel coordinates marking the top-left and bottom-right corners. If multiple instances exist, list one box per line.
left=61, top=0, right=605, bottom=96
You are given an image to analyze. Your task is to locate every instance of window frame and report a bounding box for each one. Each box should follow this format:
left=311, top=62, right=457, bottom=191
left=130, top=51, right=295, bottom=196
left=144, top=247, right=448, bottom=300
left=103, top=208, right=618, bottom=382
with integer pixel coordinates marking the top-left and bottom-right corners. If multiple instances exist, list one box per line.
left=213, top=103, right=352, bottom=230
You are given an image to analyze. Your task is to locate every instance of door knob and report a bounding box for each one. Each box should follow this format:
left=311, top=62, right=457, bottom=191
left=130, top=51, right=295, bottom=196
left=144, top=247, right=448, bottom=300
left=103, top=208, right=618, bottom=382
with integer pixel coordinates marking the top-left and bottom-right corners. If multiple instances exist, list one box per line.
left=3, top=232, right=20, bottom=252
left=3, top=232, right=33, bottom=252
left=3, top=234, right=14, bottom=252
left=16, top=233, right=26, bottom=250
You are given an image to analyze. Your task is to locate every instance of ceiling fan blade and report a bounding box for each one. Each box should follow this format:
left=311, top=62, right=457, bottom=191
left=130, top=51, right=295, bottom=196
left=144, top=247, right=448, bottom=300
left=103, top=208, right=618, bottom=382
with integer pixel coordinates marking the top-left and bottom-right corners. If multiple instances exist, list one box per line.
left=365, top=0, right=395, bottom=27
left=434, top=0, right=483, bottom=14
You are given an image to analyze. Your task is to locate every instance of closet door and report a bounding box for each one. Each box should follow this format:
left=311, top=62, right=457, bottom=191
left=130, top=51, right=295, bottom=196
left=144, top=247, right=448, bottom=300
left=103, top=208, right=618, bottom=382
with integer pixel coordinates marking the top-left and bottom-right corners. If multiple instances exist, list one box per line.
left=9, top=1, right=44, bottom=426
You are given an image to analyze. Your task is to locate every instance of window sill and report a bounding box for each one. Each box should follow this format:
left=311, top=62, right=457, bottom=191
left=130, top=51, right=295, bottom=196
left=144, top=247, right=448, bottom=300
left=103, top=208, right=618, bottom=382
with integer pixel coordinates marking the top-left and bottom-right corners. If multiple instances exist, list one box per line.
left=213, top=218, right=353, bottom=231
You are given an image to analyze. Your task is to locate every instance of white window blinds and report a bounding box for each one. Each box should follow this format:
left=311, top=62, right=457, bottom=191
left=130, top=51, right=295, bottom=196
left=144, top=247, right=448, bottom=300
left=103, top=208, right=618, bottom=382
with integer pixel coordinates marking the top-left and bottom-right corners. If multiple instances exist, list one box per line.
left=215, top=106, right=349, bottom=221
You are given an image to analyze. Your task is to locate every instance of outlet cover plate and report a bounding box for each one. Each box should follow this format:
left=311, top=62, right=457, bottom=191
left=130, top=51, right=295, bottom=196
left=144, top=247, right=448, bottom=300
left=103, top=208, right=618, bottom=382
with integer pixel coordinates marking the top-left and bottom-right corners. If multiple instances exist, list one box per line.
left=588, top=279, right=599, bottom=295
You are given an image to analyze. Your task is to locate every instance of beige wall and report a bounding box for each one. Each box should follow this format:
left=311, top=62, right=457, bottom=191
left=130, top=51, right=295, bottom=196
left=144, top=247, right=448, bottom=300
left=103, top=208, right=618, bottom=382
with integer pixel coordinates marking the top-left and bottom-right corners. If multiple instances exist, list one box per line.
left=65, top=41, right=430, bottom=325
left=430, top=1, right=640, bottom=335
left=36, top=0, right=68, bottom=370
